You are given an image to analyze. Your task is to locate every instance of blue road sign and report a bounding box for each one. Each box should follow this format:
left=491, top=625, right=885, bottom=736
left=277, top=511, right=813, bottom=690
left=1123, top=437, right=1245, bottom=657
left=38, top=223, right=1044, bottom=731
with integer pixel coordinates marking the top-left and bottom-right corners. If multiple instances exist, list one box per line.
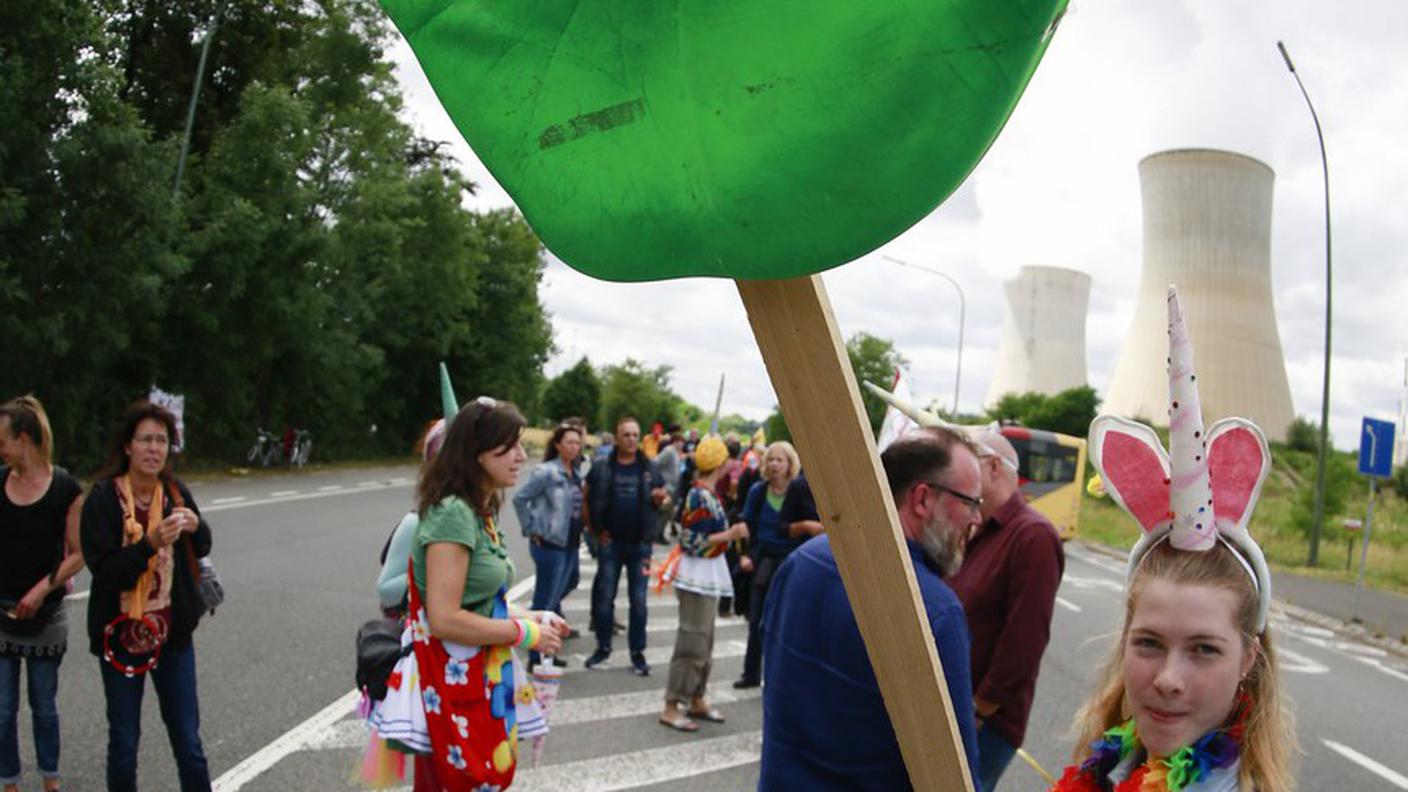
left=1359, top=417, right=1396, bottom=478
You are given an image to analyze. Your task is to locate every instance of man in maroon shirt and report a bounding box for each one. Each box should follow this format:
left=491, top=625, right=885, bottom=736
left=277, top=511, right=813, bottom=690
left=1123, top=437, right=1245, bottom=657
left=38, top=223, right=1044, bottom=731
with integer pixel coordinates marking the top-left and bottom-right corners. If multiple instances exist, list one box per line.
left=946, top=429, right=1064, bottom=792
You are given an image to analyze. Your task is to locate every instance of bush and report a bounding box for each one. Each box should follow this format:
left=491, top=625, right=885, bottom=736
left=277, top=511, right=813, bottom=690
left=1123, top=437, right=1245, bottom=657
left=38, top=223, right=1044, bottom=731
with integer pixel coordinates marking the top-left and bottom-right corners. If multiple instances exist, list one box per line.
left=1393, top=463, right=1408, bottom=500
left=1285, top=416, right=1321, bottom=453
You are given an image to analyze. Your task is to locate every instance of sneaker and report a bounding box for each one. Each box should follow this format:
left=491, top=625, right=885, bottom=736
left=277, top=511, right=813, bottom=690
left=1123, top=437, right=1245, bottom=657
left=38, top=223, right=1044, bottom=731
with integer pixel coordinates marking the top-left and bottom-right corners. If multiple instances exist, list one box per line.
left=732, top=676, right=760, bottom=689
left=584, top=649, right=611, bottom=669
left=630, top=652, right=651, bottom=676
left=552, top=655, right=569, bottom=668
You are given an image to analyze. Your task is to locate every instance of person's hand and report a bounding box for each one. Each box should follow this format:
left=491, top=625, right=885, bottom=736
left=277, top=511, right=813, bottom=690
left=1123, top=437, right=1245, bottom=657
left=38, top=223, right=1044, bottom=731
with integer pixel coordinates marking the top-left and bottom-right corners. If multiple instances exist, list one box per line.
left=13, top=581, right=50, bottom=619
left=738, top=555, right=754, bottom=573
left=147, top=513, right=184, bottom=549
left=651, top=487, right=669, bottom=507
left=531, top=610, right=570, bottom=635
left=730, top=522, right=750, bottom=542
left=598, top=529, right=612, bottom=547
left=535, top=618, right=566, bottom=655
left=173, top=507, right=200, bottom=534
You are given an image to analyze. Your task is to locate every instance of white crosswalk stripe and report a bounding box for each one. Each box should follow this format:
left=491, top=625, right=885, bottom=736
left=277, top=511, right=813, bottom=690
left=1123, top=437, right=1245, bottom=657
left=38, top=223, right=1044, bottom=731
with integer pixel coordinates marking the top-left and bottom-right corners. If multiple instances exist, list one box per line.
left=216, top=557, right=764, bottom=791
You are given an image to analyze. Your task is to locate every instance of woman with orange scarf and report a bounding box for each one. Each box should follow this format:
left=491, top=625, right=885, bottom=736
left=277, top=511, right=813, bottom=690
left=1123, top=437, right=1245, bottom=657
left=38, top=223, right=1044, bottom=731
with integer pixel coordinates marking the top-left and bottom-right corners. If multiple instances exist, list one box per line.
left=81, top=401, right=213, bottom=792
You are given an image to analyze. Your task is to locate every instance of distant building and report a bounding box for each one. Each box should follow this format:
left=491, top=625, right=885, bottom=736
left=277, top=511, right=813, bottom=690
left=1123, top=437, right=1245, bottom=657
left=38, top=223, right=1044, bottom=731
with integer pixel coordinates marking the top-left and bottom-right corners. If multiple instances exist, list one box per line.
left=1105, top=149, right=1295, bottom=442
left=985, top=265, right=1091, bottom=407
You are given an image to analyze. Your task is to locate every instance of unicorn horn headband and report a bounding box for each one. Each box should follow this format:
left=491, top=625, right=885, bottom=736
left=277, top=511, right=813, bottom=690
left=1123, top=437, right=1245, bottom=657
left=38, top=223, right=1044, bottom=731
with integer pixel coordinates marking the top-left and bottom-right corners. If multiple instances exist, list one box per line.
left=862, top=381, right=1007, bottom=452
left=439, top=361, right=460, bottom=423
left=1087, top=286, right=1273, bottom=632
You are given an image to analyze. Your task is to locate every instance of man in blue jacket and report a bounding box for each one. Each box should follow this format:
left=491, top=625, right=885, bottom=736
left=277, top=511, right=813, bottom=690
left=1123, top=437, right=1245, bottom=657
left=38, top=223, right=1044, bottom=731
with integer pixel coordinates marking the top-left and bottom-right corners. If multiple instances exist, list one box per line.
left=584, top=416, right=669, bottom=675
left=759, top=426, right=983, bottom=789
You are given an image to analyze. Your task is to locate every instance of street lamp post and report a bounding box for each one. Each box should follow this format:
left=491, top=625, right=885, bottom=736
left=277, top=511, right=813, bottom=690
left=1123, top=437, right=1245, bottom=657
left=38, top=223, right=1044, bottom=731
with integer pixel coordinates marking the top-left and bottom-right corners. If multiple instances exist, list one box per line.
left=882, top=255, right=965, bottom=416
left=1278, top=40, right=1333, bottom=567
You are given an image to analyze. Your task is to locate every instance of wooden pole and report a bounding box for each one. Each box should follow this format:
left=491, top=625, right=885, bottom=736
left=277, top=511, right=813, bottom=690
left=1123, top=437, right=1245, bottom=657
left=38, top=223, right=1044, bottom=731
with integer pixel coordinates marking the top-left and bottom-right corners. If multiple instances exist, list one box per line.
left=737, top=275, right=973, bottom=792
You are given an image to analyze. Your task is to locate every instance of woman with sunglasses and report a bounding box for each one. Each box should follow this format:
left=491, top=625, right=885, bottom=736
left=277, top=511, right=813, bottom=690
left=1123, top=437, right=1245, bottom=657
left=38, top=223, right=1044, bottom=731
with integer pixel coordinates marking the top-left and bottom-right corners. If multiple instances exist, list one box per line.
left=81, top=401, right=212, bottom=792
left=0, top=396, right=85, bottom=792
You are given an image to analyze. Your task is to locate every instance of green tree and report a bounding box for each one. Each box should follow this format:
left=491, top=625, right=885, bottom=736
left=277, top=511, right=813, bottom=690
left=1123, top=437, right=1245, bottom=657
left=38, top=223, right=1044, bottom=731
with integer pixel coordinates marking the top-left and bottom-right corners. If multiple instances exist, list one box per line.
left=600, top=359, right=681, bottom=429
left=1284, top=416, right=1320, bottom=454
left=1290, top=452, right=1359, bottom=547
left=764, top=408, right=793, bottom=444
left=846, top=332, right=909, bottom=435
left=0, top=0, right=186, bottom=472
left=987, top=386, right=1100, bottom=439
left=542, top=358, right=602, bottom=428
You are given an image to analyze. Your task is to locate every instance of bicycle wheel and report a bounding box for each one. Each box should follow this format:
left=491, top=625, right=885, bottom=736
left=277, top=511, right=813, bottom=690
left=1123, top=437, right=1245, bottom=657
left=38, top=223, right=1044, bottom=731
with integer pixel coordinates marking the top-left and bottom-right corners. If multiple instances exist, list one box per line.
left=294, top=439, right=311, bottom=467
left=246, top=442, right=260, bottom=464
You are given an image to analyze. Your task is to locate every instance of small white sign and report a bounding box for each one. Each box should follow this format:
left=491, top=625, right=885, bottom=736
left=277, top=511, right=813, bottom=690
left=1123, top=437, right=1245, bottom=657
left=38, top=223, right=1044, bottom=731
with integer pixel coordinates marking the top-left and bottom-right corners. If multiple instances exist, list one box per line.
left=149, top=386, right=186, bottom=453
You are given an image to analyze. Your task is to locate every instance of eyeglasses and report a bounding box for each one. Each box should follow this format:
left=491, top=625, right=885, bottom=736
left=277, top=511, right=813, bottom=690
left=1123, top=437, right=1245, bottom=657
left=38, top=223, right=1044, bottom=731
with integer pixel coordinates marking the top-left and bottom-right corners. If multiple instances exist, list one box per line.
left=924, top=481, right=983, bottom=514
left=132, top=434, right=170, bottom=447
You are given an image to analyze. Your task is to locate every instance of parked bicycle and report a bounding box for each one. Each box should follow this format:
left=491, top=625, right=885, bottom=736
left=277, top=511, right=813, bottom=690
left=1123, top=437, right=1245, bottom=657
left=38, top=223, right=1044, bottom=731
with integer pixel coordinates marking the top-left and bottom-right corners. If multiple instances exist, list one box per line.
left=247, top=428, right=281, bottom=467
left=289, top=428, right=312, bottom=467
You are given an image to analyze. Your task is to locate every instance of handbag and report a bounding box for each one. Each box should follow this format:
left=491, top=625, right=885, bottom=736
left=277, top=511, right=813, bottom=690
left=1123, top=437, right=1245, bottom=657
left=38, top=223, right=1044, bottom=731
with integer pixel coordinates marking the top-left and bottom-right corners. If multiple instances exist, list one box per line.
left=165, top=481, right=225, bottom=614
left=356, top=616, right=411, bottom=701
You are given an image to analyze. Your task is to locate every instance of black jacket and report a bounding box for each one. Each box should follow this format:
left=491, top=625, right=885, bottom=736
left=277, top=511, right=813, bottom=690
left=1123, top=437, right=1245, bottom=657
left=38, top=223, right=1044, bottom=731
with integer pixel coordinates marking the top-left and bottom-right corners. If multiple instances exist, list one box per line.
left=586, top=454, right=665, bottom=544
left=80, top=477, right=212, bottom=656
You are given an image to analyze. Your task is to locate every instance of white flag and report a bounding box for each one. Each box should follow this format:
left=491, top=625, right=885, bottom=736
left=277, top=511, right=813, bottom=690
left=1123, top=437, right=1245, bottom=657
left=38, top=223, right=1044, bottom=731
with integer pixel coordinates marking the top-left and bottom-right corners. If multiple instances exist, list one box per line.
left=875, top=369, right=919, bottom=453
left=148, top=386, right=186, bottom=453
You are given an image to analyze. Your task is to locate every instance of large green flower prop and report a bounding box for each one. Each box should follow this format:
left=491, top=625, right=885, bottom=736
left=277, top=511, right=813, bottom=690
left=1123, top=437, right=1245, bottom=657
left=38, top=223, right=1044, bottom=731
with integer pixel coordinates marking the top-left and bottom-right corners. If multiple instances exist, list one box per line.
left=384, top=0, right=1066, bottom=281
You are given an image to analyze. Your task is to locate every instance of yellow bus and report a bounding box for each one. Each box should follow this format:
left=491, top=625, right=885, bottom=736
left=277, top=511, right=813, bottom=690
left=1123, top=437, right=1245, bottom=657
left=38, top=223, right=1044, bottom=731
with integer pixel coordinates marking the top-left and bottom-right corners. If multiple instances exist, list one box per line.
left=998, top=425, right=1087, bottom=540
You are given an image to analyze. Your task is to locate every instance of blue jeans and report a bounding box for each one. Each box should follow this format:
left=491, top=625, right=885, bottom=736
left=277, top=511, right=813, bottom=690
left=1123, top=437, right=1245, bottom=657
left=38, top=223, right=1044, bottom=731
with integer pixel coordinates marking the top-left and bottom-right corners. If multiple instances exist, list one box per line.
left=592, top=541, right=650, bottom=654
left=0, top=655, right=61, bottom=784
left=528, top=541, right=575, bottom=665
left=99, top=642, right=211, bottom=792
left=975, top=720, right=1017, bottom=792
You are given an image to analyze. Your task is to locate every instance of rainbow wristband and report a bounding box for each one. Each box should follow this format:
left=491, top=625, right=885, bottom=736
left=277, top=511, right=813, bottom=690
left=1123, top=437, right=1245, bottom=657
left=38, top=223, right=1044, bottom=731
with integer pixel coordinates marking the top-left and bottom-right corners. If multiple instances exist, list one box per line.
left=513, top=618, right=540, bottom=650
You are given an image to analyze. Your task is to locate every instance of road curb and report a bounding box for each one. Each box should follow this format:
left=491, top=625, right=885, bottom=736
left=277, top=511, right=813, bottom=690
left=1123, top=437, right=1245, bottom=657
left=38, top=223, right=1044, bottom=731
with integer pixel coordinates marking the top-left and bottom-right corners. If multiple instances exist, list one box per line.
left=1072, top=539, right=1408, bottom=660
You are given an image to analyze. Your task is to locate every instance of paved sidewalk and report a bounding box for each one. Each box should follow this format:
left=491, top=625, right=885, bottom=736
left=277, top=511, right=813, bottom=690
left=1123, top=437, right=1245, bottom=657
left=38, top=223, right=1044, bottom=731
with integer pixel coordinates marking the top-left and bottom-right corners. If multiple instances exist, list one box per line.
left=1273, top=567, right=1408, bottom=644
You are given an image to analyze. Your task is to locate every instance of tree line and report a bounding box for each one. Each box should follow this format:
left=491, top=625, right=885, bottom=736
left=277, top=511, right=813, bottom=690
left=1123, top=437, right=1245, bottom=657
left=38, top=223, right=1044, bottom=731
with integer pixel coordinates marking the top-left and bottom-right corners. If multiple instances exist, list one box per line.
left=1, top=1, right=552, bottom=471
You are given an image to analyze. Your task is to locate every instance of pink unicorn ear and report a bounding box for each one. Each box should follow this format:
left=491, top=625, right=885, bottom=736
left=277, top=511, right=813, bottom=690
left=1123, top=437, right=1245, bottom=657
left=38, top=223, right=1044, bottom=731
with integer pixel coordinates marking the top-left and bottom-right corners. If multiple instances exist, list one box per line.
left=1205, top=418, right=1271, bottom=541
left=1089, top=416, right=1172, bottom=535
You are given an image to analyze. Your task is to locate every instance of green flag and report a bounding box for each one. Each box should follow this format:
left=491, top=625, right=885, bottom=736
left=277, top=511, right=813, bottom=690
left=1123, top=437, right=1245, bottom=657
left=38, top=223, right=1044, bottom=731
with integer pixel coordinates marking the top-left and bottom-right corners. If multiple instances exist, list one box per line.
left=385, top=0, right=1065, bottom=282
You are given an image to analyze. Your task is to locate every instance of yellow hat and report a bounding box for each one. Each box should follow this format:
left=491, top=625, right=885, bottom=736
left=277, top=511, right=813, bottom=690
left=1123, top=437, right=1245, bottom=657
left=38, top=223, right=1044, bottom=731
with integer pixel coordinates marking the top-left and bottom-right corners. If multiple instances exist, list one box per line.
left=694, top=436, right=728, bottom=473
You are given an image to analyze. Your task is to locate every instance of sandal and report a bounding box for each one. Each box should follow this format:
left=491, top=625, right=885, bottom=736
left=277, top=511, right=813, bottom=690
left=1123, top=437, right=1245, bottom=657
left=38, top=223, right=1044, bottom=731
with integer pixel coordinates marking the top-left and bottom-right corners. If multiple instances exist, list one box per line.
left=687, top=707, right=726, bottom=723
left=659, top=714, right=699, bottom=732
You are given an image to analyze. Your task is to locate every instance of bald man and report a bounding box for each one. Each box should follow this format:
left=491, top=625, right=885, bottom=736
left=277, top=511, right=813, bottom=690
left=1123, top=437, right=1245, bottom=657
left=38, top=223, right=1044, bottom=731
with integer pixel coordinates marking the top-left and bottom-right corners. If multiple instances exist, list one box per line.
left=945, top=430, right=1064, bottom=792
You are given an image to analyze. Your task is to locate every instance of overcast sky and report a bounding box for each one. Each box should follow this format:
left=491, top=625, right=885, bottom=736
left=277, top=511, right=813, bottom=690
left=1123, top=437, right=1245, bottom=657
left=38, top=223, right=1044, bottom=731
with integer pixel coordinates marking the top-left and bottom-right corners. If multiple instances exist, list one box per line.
left=387, top=1, right=1408, bottom=452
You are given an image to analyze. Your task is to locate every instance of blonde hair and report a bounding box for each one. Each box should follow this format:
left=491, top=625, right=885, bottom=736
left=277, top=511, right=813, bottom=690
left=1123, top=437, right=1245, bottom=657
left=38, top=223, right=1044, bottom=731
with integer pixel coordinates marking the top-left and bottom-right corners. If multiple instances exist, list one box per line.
left=1070, top=541, right=1297, bottom=791
left=765, top=440, right=801, bottom=481
left=1, top=395, right=54, bottom=466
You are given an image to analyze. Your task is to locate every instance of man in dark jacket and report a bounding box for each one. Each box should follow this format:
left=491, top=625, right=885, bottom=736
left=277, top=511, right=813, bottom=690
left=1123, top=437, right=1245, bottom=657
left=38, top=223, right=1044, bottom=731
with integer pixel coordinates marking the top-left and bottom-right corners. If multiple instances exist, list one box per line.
left=583, top=417, right=669, bottom=675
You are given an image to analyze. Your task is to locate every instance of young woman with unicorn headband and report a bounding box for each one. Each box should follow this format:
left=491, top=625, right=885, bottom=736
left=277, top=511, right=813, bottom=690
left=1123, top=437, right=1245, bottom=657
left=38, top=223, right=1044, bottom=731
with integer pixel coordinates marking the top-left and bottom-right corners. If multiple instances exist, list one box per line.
left=1052, top=287, right=1295, bottom=791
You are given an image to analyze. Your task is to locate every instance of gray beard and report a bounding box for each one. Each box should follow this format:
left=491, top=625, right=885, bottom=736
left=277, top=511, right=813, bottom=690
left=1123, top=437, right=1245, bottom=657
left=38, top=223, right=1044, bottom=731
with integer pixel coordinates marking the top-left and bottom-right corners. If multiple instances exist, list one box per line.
left=920, top=514, right=964, bottom=577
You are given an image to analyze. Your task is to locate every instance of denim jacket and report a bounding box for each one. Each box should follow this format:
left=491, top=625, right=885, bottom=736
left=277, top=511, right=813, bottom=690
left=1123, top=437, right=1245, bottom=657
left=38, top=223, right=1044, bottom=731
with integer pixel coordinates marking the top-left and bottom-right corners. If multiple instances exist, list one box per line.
left=512, top=459, right=581, bottom=549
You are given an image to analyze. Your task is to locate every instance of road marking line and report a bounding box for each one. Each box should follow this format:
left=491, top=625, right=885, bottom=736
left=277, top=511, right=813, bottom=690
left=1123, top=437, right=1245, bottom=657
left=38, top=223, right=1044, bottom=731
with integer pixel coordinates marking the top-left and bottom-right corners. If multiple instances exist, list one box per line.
left=1354, top=655, right=1408, bottom=684
left=317, top=485, right=344, bottom=492
left=211, top=572, right=537, bottom=791
left=211, top=496, right=247, bottom=505
left=1055, top=596, right=1081, bottom=613
left=512, top=729, right=761, bottom=791
left=270, top=490, right=299, bottom=497
left=211, top=689, right=362, bottom=792
left=202, top=480, right=412, bottom=513
left=565, top=639, right=747, bottom=675
left=357, top=481, right=380, bottom=487
left=1322, top=739, right=1408, bottom=789
left=311, top=680, right=765, bottom=751
left=1277, top=646, right=1331, bottom=674
left=1062, top=575, right=1125, bottom=594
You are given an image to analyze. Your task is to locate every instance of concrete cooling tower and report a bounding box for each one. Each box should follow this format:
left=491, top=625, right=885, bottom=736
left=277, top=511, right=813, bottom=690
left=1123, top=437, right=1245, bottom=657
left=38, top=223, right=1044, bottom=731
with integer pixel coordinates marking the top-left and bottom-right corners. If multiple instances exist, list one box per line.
left=985, top=265, right=1091, bottom=406
left=1104, top=149, right=1296, bottom=442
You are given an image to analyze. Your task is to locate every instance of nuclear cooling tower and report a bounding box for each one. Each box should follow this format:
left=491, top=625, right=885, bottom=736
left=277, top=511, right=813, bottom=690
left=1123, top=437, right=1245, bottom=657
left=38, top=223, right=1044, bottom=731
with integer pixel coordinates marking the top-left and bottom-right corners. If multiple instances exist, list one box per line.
left=1104, top=149, right=1295, bottom=442
left=985, top=265, right=1091, bottom=407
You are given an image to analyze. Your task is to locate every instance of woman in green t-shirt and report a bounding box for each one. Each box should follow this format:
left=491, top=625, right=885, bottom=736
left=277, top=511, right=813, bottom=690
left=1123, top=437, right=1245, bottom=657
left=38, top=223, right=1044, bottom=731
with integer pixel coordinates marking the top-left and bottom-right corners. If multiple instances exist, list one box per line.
left=406, top=397, right=569, bottom=790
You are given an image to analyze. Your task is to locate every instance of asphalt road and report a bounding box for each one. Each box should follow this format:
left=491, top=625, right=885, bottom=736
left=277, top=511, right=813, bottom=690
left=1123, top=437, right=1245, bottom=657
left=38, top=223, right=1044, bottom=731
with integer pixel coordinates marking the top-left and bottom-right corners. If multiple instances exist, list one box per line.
left=14, top=463, right=1408, bottom=790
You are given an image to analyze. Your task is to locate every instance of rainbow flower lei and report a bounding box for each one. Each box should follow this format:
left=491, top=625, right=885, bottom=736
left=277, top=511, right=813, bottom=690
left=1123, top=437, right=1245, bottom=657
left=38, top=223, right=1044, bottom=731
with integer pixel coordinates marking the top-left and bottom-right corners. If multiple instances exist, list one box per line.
left=1052, top=695, right=1248, bottom=792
